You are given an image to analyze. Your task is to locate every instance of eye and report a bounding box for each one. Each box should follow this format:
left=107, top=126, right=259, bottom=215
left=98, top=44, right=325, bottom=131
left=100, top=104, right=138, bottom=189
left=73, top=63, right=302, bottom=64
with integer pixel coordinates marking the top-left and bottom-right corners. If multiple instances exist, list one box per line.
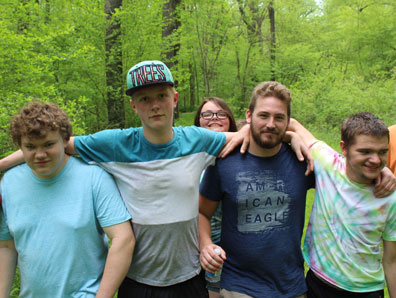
left=275, top=115, right=285, bottom=121
left=25, top=144, right=35, bottom=150
left=379, top=149, right=388, bottom=156
left=45, top=142, right=55, bottom=148
left=217, top=112, right=228, bottom=119
left=359, top=150, right=370, bottom=155
left=259, top=114, right=269, bottom=119
left=138, top=96, right=149, bottom=102
left=201, top=112, right=213, bottom=119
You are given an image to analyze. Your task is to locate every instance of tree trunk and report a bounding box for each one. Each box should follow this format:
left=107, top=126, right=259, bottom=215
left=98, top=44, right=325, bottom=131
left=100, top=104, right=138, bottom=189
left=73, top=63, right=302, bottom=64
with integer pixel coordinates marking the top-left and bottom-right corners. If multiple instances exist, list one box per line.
left=268, top=1, right=276, bottom=81
left=189, top=62, right=195, bottom=109
left=105, top=0, right=124, bottom=128
left=162, top=0, right=181, bottom=119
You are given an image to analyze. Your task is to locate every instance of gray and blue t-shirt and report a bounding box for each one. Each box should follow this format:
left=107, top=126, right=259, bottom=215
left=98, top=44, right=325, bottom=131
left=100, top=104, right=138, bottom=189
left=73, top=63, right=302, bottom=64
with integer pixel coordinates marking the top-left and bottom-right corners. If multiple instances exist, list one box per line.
left=75, top=126, right=226, bottom=286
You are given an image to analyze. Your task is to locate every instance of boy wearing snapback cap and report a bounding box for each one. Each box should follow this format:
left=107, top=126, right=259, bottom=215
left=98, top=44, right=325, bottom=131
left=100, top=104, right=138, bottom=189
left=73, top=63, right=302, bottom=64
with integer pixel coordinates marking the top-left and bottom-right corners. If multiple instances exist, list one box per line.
left=69, top=60, right=245, bottom=298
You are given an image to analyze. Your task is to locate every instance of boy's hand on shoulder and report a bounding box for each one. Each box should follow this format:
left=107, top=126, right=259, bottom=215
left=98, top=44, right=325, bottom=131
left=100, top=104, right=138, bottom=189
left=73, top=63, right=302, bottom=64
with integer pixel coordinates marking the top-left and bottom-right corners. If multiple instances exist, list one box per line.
left=374, top=167, right=396, bottom=198
left=219, top=124, right=250, bottom=158
left=287, top=131, right=314, bottom=176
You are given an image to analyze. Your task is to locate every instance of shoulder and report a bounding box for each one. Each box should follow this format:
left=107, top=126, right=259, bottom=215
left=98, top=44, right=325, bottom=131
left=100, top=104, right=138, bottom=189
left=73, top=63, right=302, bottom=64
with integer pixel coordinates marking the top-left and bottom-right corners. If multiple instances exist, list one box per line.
left=174, top=125, right=225, bottom=155
left=277, top=143, right=307, bottom=164
left=3, top=164, right=30, bottom=181
left=68, top=157, right=112, bottom=178
left=213, top=146, right=246, bottom=168
left=311, top=141, right=342, bottom=161
left=76, top=127, right=141, bottom=143
left=310, top=141, right=346, bottom=178
left=174, top=125, right=222, bottom=138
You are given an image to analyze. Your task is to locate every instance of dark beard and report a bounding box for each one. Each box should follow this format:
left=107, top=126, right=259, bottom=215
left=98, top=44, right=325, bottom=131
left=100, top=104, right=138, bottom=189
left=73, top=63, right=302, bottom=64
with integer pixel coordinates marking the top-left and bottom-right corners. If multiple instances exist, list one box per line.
left=250, top=124, right=285, bottom=149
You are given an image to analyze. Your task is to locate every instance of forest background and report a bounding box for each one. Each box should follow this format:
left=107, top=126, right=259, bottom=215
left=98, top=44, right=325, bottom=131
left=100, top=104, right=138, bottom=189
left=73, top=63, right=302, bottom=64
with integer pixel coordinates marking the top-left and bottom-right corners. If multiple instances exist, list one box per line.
left=1, top=0, right=396, bottom=154
left=1, top=0, right=395, bottom=296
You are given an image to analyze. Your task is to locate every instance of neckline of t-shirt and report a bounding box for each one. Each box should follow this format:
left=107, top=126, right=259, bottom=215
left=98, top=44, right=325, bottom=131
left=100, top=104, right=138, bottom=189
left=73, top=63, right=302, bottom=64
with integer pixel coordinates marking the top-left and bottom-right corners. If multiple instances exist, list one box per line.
left=139, top=127, right=178, bottom=149
left=28, top=156, right=74, bottom=183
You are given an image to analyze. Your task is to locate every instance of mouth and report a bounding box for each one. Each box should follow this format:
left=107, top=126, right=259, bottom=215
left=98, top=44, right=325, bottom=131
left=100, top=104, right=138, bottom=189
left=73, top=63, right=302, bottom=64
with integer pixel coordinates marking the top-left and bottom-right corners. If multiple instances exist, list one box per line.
left=150, top=114, right=164, bottom=119
left=35, top=161, right=49, bottom=166
left=261, top=130, right=277, bottom=136
left=363, top=164, right=382, bottom=172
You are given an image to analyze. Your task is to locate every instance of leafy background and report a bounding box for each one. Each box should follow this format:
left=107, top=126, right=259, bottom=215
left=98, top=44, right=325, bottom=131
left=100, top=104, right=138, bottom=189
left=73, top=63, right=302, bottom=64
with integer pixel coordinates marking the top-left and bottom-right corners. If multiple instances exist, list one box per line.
left=2, top=0, right=395, bottom=296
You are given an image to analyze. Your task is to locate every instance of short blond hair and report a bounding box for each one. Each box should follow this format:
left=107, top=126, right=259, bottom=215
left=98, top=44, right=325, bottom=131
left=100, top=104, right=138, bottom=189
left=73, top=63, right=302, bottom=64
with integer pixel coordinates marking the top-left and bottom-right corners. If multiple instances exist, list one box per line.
left=249, top=81, right=291, bottom=116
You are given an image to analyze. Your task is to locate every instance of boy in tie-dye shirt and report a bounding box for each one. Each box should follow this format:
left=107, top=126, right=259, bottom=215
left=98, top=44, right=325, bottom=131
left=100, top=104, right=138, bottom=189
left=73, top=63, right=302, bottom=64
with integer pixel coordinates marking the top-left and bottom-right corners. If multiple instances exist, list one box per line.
left=290, top=113, right=396, bottom=298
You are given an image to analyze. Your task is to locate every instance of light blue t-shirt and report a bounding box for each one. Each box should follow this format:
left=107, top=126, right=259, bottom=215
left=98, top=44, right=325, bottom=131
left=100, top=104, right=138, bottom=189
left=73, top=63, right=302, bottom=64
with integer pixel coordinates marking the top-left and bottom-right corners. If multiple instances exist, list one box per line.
left=0, top=157, right=131, bottom=298
left=74, top=126, right=226, bottom=286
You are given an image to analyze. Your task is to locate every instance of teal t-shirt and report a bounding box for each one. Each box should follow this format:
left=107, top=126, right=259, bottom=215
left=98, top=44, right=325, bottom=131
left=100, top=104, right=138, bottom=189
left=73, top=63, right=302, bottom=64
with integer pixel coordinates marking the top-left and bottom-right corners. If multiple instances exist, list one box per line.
left=0, top=157, right=131, bottom=297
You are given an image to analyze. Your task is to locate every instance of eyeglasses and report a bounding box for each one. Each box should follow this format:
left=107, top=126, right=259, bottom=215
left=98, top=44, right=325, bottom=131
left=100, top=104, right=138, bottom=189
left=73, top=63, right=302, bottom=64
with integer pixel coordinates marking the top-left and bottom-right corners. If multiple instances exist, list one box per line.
left=200, top=111, right=228, bottom=120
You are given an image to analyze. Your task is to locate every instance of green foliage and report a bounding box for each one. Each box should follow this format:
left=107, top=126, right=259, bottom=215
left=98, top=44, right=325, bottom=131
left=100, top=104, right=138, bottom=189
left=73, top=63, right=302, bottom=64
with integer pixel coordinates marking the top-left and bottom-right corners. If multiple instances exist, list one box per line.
left=174, top=111, right=195, bottom=126
left=291, top=69, right=396, bottom=133
left=3, top=1, right=395, bottom=296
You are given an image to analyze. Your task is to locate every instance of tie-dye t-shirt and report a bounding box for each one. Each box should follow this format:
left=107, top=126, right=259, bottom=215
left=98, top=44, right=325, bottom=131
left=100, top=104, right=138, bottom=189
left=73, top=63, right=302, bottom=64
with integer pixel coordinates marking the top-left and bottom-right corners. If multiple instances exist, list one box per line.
left=303, top=141, right=396, bottom=292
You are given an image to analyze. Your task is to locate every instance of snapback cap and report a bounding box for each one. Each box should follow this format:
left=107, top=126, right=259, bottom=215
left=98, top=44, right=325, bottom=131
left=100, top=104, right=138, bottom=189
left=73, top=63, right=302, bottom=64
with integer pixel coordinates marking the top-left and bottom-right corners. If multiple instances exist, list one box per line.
left=126, top=60, right=174, bottom=96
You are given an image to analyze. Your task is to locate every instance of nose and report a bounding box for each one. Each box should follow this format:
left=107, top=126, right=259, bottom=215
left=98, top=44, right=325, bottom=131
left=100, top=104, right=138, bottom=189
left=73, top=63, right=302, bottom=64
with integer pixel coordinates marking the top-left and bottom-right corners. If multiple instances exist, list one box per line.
left=35, top=148, right=47, bottom=159
left=151, top=97, right=160, bottom=110
left=369, top=153, right=381, bottom=165
left=266, top=117, right=276, bottom=128
left=211, top=113, right=219, bottom=120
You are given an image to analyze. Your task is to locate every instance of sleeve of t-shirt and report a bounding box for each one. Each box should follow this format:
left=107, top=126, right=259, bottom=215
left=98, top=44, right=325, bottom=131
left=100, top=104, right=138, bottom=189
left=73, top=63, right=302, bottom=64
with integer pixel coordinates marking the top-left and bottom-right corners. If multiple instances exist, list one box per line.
left=74, top=129, right=121, bottom=163
left=192, top=126, right=226, bottom=157
left=311, top=141, right=343, bottom=174
left=0, top=195, right=12, bottom=241
left=91, top=167, right=131, bottom=228
left=200, top=163, right=222, bottom=202
left=383, top=200, right=396, bottom=242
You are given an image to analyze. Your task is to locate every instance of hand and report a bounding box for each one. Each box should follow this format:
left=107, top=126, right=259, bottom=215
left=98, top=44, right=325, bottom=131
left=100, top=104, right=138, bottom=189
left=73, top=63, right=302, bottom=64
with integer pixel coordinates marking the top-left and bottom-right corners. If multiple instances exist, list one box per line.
left=289, top=132, right=314, bottom=176
left=200, top=244, right=226, bottom=274
left=374, top=167, right=396, bottom=198
left=219, top=124, right=250, bottom=158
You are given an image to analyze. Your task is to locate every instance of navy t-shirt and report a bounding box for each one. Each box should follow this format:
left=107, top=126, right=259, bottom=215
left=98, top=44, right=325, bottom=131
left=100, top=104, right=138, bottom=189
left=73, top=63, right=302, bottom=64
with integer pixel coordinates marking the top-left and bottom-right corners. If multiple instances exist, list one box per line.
left=200, top=144, right=315, bottom=298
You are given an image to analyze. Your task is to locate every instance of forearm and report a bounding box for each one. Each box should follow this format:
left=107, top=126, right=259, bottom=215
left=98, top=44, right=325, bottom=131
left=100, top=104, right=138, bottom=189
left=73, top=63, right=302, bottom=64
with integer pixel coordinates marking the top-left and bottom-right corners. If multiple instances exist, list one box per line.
left=65, top=137, right=77, bottom=155
left=220, top=124, right=250, bottom=157
left=199, top=213, right=213, bottom=249
left=0, top=245, right=17, bottom=298
left=0, top=150, right=24, bottom=172
left=96, top=233, right=135, bottom=298
left=384, top=262, right=396, bottom=298
left=383, top=240, right=396, bottom=298
left=288, top=118, right=317, bottom=147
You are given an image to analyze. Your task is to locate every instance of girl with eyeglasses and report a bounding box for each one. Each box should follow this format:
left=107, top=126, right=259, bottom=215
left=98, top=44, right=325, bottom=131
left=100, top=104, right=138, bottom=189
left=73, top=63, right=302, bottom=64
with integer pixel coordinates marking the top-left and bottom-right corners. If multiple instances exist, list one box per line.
left=194, top=97, right=238, bottom=298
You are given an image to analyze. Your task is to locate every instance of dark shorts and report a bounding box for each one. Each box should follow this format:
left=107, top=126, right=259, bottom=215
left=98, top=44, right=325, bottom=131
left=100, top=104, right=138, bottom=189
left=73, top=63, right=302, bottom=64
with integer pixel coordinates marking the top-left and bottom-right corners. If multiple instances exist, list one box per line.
left=118, top=272, right=209, bottom=298
left=306, top=269, right=384, bottom=298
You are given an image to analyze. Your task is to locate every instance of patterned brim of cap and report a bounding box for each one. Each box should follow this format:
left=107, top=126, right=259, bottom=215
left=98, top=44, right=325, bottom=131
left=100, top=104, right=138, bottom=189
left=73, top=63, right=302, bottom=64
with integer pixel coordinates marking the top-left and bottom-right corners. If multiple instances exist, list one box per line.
left=126, top=60, right=174, bottom=96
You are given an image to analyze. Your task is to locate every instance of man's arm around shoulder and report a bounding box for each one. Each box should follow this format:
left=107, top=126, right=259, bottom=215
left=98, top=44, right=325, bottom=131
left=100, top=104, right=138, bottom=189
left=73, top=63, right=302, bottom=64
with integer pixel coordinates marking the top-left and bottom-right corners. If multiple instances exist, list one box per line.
left=0, top=151, right=24, bottom=172
left=288, top=118, right=318, bottom=149
left=383, top=240, right=396, bottom=298
left=65, top=137, right=77, bottom=155
left=96, top=221, right=135, bottom=298
left=0, top=239, right=17, bottom=298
